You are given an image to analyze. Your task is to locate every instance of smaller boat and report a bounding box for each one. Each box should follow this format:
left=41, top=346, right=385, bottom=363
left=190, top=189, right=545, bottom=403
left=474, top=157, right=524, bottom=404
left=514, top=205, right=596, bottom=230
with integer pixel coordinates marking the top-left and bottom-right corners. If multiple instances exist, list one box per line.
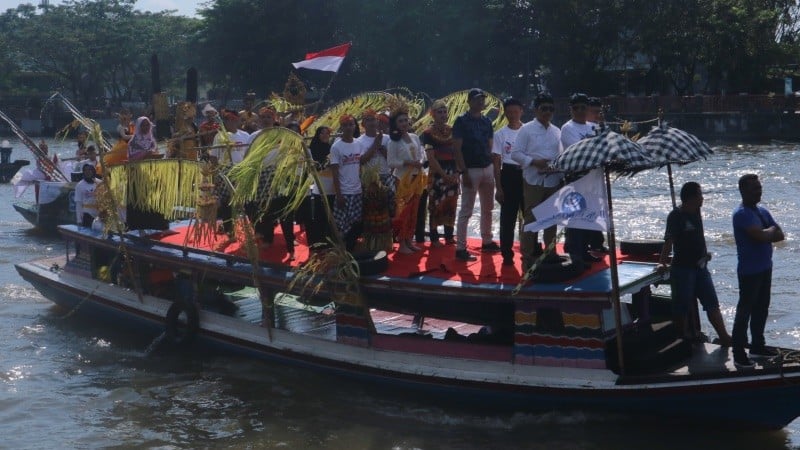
left=0, top=140, right=30, bottom=183
left=12, top=180, right=75, bottom=232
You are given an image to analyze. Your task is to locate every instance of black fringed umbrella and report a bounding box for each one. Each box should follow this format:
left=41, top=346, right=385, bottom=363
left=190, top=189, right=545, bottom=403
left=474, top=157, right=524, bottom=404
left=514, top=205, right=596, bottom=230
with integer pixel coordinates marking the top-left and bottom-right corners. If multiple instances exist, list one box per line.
left=551, top=128, right=654, bottom=176
left=638, top=122, right=714, bottom=207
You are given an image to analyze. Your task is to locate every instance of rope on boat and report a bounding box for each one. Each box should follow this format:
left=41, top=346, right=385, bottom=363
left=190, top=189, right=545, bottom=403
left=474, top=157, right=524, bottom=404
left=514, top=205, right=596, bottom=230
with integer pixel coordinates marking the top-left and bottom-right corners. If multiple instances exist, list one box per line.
left=511, top=228, right=566, bottom=296
left=777, top=349, right=800, bottom=381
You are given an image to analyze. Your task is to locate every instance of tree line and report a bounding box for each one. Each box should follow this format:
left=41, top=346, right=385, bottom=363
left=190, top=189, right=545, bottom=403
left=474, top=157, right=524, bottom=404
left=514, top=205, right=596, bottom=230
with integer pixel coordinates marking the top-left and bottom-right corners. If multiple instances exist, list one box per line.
left=1, top=0, right=799, bottom=111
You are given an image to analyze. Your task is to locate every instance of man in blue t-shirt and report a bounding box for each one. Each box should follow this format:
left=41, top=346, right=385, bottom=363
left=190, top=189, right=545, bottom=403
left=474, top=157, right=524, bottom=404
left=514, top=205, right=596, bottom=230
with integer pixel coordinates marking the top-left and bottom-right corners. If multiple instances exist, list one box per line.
left=731, top=174, right=784, bottom=368
left=453, top=88, right=499, bottom=261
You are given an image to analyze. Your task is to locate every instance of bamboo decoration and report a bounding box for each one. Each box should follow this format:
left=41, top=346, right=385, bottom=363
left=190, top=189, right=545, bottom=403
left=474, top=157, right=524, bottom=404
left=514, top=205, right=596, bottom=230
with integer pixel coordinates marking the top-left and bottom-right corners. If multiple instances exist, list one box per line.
left=187, top=162, right=219, bottom=246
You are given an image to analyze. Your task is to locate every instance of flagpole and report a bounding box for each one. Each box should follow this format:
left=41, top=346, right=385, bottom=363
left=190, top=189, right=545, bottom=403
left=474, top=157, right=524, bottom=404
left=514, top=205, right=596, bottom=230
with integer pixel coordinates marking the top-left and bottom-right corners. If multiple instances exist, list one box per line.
left=312, top=71, right=340, bottom=116
left=604, top=166, right=626, bottom=376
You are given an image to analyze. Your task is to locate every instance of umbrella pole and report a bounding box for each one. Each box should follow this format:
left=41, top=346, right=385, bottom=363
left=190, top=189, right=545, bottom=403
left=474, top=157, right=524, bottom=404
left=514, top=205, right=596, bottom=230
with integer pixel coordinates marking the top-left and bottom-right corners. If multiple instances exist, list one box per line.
left=667, top=164, right=677, bottom=209
left=604, top=168, right=625, bottom=376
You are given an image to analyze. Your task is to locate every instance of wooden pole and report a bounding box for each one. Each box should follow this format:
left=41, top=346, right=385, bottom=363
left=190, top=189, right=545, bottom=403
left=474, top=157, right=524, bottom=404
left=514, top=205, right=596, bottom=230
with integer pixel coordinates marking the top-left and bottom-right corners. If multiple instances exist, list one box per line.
left=667, top=164, right=677, bottom=209
left=311, top=71, right=340, bottom=116
left=605, top=167, right=625, bottom=376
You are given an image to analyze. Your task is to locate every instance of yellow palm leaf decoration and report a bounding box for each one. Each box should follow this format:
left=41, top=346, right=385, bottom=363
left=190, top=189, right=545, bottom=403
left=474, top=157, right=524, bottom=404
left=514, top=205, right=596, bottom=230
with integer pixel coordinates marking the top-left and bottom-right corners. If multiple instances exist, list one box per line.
left=307, top=91, right=425, bottom=137
left=255, top=95, right=306, bottom=115
left=411, top=89, right=508, bottom=134
left=227, top=128, right=314, bottom=218
left=105, top=159, right=203, bottom=219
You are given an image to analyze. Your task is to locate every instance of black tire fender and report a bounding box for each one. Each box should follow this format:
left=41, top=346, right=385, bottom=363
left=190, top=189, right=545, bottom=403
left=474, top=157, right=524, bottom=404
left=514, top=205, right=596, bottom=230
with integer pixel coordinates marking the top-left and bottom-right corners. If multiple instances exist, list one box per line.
left=350, top=250, right=389, bottom=276
left=532, top=256, right=586, bottom=283
left=165, top=300, right=200, bottom=346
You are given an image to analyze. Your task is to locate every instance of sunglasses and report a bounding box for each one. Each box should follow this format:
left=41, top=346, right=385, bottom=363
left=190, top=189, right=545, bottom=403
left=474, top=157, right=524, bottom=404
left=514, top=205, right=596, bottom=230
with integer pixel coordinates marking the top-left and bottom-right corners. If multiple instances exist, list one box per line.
left=538, top=105, right=555, bottom=112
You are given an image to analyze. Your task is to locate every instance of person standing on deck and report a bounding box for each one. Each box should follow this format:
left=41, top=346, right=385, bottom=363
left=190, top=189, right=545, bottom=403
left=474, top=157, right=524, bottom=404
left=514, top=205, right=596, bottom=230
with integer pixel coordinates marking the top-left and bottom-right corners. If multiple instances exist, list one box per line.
left=492, top=97, right=525, bottom=266
left=561, top=93, right=603, bottom=266
left=74, top=163, right=100, bottom=227
left=210, top=110, right=250, bottom=165
left=422, top=99, right=459, bottom=248
left=239, top=92, right=260, bottom=133
left=387, top=109, right=426, bottom=254
left=358, top=110, right=394, bottom=252
left=75, top=129, right=89, bottom=160
left=656, top=182, right=732, bottom=347
left=511, top=92, right=563, bottom=271
left=330, top=115, right=366, bottom=251
left=453, top=88, right=499, bottom=261
left=358, top=110, right=393, bottom=198
left=127, top=117, right=159, bottom=161
left=731, top=174, right=785, bottom=368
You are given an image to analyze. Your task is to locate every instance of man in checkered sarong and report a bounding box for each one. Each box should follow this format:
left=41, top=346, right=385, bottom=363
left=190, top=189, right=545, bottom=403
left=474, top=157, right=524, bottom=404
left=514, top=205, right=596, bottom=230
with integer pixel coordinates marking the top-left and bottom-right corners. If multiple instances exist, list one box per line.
left=330, top=115, right=367, bottom=251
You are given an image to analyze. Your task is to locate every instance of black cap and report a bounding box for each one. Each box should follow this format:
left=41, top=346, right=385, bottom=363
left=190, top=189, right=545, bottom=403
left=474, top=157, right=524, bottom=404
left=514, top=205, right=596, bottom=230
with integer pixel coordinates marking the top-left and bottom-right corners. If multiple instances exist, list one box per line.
left=532, top=92, right=555, bottom=108
left=569, top=93, right=590, bottom=105
left=503, top=97, right=523, bottom=108
left=468, top=88, right=487, bottom=101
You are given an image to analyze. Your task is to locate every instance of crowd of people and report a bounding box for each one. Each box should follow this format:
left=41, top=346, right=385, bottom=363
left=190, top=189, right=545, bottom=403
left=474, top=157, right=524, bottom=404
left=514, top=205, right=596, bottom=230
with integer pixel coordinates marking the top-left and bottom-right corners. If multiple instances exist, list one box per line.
left=72, top=89, right=612, bottom=270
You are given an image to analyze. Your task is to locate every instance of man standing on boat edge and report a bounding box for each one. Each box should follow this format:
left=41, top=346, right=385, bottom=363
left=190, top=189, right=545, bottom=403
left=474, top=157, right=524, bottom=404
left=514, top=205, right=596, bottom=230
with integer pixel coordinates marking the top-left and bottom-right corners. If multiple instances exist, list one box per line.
left=731, top=174, right=785, bottom=367
left=656, top=182, right=732, bottom=347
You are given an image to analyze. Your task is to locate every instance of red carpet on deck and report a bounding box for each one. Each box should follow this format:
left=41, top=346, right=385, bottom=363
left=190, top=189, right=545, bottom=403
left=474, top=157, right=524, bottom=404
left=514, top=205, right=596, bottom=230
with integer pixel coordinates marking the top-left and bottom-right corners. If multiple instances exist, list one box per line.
left=160, top=224, right=651, bottom=285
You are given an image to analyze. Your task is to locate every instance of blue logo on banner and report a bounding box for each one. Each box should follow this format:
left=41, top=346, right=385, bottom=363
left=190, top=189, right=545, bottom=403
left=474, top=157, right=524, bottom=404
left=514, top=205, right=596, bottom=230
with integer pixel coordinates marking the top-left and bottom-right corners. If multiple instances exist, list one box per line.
left=561, top=192, right=586, bottom=214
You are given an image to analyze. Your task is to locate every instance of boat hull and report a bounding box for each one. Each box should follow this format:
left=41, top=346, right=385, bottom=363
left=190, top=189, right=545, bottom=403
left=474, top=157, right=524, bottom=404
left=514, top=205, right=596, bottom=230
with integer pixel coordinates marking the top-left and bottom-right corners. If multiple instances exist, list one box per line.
left=12, top=183, right=75, bottom=232
left=16, top=258, right=800, bottom=430
left=0, top=160, right=29, bottom=183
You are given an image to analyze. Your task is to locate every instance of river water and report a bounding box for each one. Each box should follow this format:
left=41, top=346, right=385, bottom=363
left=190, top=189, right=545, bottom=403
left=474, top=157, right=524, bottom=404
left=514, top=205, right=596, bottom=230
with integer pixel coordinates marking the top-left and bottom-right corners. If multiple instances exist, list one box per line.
left=1, top=140, right=800, bottom=449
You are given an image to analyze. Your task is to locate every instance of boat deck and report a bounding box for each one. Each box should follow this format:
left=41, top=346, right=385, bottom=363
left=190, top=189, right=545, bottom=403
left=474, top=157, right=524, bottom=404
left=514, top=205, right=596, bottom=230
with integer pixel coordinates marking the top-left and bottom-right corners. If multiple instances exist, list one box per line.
left=156, top=221, right=662, bottom=295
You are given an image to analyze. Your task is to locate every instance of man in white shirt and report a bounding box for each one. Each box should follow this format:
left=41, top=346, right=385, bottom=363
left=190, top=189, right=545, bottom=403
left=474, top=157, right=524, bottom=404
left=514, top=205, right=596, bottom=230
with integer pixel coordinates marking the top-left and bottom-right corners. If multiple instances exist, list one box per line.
left=511, top=93, right=563, bottom=270
left=358, top=110, right=395, bottom=213
left=330, top=115, right=366, bottom=251
left=358, top=111, right=391, bottom=181
left=210, top=109, right=250, bottom=165
left=75, top=163, right=100, bottom=227
left=561, top=93, right=603, bottom=265
left=492, top=97, right=525, bottom=266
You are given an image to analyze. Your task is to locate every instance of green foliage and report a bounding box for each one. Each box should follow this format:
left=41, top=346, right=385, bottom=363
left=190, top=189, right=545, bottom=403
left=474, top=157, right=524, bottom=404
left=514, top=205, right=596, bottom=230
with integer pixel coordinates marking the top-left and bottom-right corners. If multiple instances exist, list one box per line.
left=2, top=0, right=800, bottom=103
left=1, top=0, right=200, bottom=107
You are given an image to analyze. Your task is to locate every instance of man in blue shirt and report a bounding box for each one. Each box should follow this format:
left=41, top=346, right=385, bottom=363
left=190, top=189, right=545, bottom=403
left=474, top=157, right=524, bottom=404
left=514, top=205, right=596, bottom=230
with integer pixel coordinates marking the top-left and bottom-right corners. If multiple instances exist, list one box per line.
left=731, top=174, right=784, bottom=368
left=453, top=88, right=499, bottom=261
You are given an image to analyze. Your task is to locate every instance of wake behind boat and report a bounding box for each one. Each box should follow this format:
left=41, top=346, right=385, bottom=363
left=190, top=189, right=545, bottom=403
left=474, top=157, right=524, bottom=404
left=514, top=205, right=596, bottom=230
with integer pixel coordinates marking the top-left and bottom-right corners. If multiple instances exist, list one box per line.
left=15, top=217, right=800, bottom=430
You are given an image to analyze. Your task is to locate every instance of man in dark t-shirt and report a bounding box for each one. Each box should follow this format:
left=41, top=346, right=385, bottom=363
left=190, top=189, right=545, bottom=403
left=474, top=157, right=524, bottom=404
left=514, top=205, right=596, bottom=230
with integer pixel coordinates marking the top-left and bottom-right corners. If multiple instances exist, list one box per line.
left=452, top=88, right=499, bottom=261
left=657, top=182, right=731, bottom=347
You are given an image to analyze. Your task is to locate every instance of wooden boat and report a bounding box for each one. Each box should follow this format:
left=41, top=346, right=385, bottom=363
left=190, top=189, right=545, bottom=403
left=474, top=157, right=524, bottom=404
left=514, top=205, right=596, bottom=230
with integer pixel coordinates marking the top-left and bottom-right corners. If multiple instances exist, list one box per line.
left=12, top=180, right=75, bottom=232
left=15, top=221, right=800, bottom=430
left=0, top=141, right=30, bottom=183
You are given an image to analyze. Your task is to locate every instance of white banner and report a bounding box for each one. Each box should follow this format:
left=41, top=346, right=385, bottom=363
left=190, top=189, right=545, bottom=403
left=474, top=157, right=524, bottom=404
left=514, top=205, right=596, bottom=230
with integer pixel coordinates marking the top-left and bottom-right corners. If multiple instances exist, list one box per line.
left=523, top=168, right=608, bottom=232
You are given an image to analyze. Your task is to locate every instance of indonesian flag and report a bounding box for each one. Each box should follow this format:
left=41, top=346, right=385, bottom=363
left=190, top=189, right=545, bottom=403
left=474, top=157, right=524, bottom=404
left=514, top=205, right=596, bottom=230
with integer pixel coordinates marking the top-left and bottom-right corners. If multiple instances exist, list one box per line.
left=292, top=43, right=352, bottom=72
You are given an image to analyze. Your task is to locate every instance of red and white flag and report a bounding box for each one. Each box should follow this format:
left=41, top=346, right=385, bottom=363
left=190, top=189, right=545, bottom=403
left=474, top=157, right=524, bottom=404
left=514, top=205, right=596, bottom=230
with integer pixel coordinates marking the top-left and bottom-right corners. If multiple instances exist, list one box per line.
left=292, top=43, right=352, bottom=72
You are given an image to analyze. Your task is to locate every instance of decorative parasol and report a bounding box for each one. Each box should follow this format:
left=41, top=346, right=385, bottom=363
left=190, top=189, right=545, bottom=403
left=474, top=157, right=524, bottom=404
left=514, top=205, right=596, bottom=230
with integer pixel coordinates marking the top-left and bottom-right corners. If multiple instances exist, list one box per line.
left=549, top=126, right=654, bottom=376
left=552, top=127, right=654, bottom=176
left=637, top=121, right=713, bottom=208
